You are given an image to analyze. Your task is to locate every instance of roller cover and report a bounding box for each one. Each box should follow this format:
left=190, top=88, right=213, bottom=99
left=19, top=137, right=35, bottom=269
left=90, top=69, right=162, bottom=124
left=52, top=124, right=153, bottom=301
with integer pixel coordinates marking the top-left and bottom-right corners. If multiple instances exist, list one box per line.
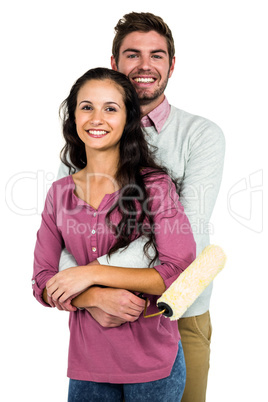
left=157, top=245, right=226, bottom=320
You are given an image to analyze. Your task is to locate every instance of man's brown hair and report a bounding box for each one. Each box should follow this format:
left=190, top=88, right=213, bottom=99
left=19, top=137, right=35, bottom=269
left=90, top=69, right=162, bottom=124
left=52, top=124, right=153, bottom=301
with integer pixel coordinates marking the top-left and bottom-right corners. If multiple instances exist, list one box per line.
left=112, top=12, right=175, bottom=67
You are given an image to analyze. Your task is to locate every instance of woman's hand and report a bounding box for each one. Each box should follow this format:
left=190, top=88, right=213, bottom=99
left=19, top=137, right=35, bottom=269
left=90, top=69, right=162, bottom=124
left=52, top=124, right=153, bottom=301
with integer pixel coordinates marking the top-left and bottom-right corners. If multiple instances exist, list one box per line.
left=46, top=265, right=94, bottom=304
left=44, top=287, right=79, bottom=312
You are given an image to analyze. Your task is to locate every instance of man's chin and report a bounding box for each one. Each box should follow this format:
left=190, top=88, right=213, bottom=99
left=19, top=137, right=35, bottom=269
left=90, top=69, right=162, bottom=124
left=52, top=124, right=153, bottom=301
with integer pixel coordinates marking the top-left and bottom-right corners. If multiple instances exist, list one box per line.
left=136, top=86, right=167, bottom=106
left=138, top=94, right=160, bottom=105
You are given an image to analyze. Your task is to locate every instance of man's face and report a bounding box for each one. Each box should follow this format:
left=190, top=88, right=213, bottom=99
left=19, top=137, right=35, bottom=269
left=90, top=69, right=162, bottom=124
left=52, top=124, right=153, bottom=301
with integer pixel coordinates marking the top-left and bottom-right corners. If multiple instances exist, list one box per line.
left=111, top=31, right=175, bottom=109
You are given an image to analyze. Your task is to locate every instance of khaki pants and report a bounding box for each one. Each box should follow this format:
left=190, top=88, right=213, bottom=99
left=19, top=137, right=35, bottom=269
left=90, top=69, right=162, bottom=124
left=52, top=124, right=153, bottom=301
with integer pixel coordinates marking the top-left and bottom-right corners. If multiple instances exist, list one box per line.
left=178, top=311, right=212, bottom=402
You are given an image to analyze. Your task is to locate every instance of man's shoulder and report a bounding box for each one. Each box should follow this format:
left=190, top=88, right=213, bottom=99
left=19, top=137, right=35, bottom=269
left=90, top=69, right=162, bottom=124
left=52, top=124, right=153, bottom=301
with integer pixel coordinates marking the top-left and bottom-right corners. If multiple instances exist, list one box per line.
left=169, top=104, right=221, bottom=127
left=168, top=105, right=224, bottom=140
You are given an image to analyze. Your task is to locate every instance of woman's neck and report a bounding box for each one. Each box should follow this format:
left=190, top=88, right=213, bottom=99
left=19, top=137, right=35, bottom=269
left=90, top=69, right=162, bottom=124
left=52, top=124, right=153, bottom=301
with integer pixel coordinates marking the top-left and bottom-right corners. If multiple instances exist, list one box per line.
left=78, top=148, right=120, bottom=193
left=72, top=149, right=120, bottom=208
left=84, top=148, right=119, bottom=177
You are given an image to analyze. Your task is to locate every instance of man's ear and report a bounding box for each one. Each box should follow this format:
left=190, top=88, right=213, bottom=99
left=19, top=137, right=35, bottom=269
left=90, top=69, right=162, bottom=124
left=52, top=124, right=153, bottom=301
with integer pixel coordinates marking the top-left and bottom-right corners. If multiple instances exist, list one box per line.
left=111, top=55, right=118, bottom=71
left=168, top=56, right=176, bottom=78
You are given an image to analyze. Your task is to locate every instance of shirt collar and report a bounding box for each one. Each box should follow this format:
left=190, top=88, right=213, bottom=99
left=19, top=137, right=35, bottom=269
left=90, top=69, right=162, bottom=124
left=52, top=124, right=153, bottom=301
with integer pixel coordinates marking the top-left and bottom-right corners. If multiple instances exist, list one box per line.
left=141, top=97, right=170, bottom=134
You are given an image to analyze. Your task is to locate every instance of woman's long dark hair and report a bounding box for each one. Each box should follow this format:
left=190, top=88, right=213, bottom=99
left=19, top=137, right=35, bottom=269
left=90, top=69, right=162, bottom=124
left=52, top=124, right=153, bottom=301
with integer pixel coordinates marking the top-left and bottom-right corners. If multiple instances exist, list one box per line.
left=60, top=67, right=172, bottom=264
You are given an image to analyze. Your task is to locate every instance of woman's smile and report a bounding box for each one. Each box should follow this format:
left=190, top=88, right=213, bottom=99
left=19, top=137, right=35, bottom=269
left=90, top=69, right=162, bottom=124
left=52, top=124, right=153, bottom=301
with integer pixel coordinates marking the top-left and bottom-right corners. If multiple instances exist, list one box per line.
left=86, top=129, right=109, bottom=138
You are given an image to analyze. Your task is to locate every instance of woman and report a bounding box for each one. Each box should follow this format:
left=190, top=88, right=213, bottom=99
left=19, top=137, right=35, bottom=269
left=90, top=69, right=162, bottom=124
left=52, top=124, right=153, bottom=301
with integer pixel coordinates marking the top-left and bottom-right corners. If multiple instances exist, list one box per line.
left=32, top=68, right=195, bottom=401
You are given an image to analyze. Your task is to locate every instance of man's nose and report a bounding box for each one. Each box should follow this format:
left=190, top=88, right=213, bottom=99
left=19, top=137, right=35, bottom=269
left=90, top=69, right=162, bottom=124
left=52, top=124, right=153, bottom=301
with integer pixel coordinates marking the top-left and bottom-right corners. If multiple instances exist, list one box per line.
left=138, top=55, right=152, bottom=71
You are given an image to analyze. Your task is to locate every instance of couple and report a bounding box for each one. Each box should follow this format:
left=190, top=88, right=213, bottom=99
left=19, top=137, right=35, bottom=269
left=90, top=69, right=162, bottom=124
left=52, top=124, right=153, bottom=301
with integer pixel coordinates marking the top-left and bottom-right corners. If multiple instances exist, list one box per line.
left=32, top=12, right=225, bottom=402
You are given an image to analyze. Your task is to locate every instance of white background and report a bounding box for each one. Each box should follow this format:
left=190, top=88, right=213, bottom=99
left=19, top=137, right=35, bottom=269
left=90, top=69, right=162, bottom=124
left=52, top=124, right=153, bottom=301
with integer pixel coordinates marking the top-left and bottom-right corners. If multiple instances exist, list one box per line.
left=1, top=0, right=267, bottom=400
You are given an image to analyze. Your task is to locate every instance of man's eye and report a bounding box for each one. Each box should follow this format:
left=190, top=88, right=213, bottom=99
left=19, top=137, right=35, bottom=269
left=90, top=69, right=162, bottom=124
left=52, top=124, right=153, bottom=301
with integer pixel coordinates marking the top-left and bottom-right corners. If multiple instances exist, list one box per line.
left=152, top=55, right=162, bottom=59
left=127, top=54, right=138, bottom=59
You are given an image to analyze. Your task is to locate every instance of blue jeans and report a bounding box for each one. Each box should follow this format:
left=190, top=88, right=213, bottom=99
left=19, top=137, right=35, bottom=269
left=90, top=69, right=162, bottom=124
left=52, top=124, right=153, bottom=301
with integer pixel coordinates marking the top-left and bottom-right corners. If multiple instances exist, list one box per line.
left=68, top=341, right=186, bottom=402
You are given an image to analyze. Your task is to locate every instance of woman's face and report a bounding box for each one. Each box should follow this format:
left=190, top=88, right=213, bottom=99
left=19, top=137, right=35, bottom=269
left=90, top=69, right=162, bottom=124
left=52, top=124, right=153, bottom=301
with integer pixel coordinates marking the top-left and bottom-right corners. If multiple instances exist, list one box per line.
left=75, top=79, right=127, bottom=153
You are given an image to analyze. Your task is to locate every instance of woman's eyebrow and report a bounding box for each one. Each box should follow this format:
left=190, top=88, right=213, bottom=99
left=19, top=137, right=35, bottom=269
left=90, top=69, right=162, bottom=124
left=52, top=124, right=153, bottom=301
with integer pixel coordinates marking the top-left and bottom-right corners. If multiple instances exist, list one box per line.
left=79, top=100, right=92, bottom=105
left=104, top=101, right=121, bottom=108
left=79, top=100, right=121, bottom=108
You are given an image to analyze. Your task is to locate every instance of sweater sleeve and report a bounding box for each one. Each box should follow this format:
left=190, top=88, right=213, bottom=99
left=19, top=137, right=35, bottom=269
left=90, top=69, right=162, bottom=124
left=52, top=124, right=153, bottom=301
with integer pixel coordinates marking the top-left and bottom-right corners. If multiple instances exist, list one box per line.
left=146, top=176, right=196, bottom=290
left=97, top=236, right=153, bottom=268
left=57, top=161, right=78, bottom=180
left=32, top=184, right=64, bottom=306
left=179, top=119, right=225, bottom=254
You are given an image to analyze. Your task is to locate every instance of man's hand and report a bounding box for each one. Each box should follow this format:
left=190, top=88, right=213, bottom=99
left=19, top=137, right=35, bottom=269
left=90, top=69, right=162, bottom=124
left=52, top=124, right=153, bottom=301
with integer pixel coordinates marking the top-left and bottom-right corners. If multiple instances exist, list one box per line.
left=86, top=307, right=128, bottom=328
left=93, top=288, right=148, bottom=322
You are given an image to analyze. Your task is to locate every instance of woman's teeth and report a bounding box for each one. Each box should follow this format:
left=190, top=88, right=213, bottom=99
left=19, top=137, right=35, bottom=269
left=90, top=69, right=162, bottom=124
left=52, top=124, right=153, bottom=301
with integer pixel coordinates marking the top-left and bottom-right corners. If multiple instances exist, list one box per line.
left=88, top=130, right=107, bottom=136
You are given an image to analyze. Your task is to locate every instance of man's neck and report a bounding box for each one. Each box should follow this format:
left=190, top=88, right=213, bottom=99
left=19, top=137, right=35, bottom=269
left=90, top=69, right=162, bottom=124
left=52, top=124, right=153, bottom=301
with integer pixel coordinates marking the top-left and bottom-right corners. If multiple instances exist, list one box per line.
left=140, top=94, right=165, bottom=117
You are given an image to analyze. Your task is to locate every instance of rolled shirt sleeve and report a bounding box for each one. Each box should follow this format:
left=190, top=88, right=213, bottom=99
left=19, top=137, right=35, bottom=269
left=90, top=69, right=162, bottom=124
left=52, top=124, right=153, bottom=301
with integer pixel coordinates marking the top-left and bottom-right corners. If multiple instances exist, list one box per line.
left=147, top=176, right=196, bottom=289
left=32, top=186, right=63, bottom=306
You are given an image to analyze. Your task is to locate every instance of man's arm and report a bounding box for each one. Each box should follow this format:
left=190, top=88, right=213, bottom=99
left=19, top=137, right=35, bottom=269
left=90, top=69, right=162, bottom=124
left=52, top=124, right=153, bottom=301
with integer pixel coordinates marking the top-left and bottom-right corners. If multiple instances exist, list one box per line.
left=59, top=236, right=154, bottom=272
left=176, top=119, right=225, bottom=316
left=57, top=160, right=74, bottom=180
left=59, top=248, right=78, bottom=271
left=73, top=287, right=147, bottom=326
left=179, top=121, right=225, bottom=255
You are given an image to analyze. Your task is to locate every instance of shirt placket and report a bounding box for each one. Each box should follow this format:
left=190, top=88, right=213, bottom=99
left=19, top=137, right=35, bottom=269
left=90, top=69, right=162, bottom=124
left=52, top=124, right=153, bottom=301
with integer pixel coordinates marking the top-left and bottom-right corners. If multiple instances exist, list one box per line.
left=90, top=210, right=98, bottom=256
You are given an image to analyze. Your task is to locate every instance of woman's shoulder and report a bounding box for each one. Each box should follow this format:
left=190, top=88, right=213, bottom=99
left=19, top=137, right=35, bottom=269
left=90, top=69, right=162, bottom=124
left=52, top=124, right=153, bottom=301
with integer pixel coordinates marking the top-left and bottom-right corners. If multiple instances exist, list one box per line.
left=49, top=175, right=74, bottom=198
left=141, top=169, right=178, bottom=209
left=141, top=168, right=174, bottom=188
left=51, top=174, right=73, bottom=188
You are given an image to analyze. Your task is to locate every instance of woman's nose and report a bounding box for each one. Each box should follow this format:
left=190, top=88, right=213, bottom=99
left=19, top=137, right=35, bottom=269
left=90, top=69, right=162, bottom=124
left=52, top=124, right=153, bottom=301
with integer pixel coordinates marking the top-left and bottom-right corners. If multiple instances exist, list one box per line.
left=90, top=110, right=103, bottom=125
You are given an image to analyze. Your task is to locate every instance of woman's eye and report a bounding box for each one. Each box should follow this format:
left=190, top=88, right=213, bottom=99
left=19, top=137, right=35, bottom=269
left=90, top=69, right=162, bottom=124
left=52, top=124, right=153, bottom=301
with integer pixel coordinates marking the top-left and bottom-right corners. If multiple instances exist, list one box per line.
left=81, top=105, right=92, bottom=110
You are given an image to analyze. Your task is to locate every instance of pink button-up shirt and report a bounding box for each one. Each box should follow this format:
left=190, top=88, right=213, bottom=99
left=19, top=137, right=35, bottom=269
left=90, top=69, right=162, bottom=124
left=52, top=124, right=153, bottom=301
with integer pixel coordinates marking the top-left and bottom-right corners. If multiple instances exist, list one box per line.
left=141, top=97, right=171, bottom=133
left=32, top=172, right=195, bottom=383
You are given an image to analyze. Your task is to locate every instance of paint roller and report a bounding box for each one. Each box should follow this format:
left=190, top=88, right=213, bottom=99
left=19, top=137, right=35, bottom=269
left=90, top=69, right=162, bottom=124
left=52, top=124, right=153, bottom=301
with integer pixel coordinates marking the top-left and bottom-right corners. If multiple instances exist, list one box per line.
left=144, top=245, right=226, bottom=320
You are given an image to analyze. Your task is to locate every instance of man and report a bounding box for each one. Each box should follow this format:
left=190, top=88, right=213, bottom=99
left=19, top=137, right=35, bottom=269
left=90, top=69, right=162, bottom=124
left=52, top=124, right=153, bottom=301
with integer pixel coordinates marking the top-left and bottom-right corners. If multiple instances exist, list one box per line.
left=57, top=12, right=225, bottom=402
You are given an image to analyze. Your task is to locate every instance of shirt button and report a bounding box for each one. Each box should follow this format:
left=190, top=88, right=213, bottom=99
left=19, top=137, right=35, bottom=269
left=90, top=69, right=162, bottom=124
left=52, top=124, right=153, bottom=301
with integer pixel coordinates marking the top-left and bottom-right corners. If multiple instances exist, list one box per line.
left=32, top=280, right=35, bottom=285
left=92, top=229, right=96, bottom=234
left=93, top=212, right=97, bottom=217
left=92, top=247, right=97, bottom=252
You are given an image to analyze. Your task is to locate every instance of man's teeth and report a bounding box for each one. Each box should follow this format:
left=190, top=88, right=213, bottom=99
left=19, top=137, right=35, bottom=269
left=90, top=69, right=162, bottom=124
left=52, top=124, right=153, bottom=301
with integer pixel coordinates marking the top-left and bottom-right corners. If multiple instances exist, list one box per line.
left=134, top=77, right=155, bottom=83
left=88, top=130, right=107, bottom=135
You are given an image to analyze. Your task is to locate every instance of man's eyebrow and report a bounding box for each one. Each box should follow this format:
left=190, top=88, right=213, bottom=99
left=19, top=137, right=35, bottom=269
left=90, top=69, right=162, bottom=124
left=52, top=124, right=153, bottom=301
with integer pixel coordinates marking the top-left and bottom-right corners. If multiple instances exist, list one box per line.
left=122, top=48, right=140, bottom=54
left=151, top=49, right=167, bottom=55
left=122, top=48, right=167, bottom=55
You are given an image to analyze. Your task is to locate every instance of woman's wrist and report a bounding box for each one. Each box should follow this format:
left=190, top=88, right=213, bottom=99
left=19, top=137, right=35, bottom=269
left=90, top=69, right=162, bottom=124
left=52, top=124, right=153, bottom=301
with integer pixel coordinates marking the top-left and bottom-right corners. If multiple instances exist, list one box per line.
left=72, top=285, right=102, bottom=308
left=87, top=264, right=98, bottom=287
